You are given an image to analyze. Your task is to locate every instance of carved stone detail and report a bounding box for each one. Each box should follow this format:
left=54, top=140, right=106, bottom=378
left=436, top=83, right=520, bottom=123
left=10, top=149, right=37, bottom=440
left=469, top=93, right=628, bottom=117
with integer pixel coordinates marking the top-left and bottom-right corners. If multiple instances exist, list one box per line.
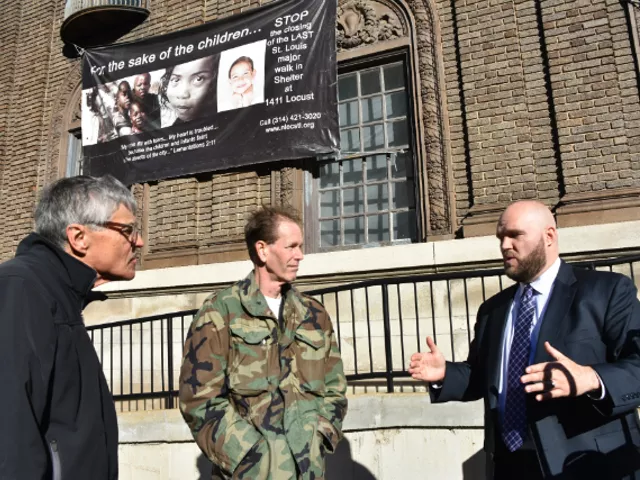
left=70, top=95, right=82, bottom=125
left=403, top=0, right=451, bottom=235
left=337, top=0, right=405, bottom=51
left=279, top=168, right=295, bottom=206
left=43, top=62, right=82, bottom=188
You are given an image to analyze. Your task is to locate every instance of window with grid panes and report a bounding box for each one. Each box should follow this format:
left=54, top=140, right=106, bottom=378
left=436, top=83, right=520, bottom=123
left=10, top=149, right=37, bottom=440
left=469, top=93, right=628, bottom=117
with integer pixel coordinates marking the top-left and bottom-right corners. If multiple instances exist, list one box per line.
left=318, top=61, right=417, bottom=249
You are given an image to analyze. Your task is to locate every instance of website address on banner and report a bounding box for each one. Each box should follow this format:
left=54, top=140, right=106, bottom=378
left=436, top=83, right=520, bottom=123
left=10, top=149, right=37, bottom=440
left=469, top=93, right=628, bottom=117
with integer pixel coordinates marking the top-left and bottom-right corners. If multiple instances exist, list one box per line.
left=265, top=121, right=315, bottom=133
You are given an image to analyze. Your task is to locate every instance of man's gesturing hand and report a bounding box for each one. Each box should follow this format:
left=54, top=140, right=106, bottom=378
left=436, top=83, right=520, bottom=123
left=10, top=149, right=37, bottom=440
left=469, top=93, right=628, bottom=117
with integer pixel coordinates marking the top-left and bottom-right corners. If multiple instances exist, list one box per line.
left=408, top=336, right=446, bottom=383
left=520, top=342, right=601, bottom=401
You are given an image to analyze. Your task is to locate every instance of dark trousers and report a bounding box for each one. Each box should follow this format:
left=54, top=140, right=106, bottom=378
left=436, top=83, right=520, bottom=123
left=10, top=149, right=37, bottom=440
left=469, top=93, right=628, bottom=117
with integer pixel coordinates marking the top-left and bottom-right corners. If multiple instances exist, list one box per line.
left=493, top=438, right=543, bottom=480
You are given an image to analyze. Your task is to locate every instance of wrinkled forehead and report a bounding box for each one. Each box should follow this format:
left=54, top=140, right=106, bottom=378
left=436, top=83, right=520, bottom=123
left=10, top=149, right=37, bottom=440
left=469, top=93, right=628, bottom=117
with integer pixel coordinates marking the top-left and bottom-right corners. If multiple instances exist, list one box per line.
left=274, top=218, right=302, bottom=240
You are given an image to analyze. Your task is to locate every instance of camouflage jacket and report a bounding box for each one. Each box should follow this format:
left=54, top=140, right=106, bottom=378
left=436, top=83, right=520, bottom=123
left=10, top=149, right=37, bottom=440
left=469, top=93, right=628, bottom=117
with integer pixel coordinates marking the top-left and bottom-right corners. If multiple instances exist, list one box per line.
left=179, top=271, right=348, bottom=480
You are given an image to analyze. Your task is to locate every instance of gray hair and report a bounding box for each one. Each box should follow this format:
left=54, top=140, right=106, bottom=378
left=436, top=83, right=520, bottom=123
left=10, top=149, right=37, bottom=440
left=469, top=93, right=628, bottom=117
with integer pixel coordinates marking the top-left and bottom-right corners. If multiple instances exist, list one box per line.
left=35, top=175, right=136, bottom=249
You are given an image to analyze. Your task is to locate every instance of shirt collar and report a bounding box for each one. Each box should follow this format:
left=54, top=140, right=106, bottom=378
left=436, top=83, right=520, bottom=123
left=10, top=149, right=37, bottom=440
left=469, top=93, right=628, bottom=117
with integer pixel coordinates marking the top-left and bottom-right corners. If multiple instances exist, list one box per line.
left=524, top=256, right=561, bottom=296
left=238, top=270, right=294, bottom=319
left=16, top=232, right=98, bottom=302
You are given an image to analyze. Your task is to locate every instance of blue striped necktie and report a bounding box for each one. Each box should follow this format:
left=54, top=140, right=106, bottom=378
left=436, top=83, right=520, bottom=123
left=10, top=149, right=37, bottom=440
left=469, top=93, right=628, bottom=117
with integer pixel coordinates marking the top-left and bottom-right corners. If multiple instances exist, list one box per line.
left=502, top=284, right=536, bottom=452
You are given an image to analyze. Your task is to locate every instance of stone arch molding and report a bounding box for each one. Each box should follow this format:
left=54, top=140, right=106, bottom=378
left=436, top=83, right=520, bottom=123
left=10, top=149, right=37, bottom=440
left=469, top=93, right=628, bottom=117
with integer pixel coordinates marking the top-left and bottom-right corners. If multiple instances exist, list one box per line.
left=335, top=0, right=452, bottom=236
left=43, top=61, right=82, bottom=187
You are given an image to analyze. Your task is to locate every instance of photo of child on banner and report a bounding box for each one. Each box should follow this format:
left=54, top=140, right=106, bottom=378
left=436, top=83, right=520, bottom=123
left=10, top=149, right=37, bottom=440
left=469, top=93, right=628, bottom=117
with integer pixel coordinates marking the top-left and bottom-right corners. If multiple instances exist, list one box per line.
left=82, top=70, right=164, bottom=145
left=217, top=40, right=266, bottom=112
left=160, top=55, right=219, bottom=127
left=80, top=0, right=339, bottom=185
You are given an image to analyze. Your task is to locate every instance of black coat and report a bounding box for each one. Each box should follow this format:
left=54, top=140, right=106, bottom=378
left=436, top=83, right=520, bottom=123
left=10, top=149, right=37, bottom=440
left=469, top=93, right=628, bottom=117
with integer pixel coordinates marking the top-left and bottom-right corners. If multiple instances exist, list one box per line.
left=432, top=261, right=640, bottom=479
left=0, top=233, right=118, bottom=480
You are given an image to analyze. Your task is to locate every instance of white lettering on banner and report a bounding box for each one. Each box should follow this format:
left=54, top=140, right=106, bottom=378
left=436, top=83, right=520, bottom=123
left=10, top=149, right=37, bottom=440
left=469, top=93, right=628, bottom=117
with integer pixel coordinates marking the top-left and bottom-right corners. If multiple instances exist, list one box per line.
left=277, top=54, right=301, bottom=63
left=285, top=43, right=308, bottom=52
left=286, top=93, right=315, bottom=103
left=284, top=22, right=312, bottom=33
left=197, top=28, right=251, bottom=50
left=274, top=10, right=310, bottom=27
left=127, top=53, right=157, bottom=68
left=275, top=64, right=294, bottom=73
left=274, top=73, right=304, bottom=84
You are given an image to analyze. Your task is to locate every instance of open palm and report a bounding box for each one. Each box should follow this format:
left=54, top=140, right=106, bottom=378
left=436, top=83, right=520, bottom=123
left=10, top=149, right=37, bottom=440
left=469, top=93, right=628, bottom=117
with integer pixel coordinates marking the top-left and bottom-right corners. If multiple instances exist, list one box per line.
left=408, top=336, right=446, bottom=382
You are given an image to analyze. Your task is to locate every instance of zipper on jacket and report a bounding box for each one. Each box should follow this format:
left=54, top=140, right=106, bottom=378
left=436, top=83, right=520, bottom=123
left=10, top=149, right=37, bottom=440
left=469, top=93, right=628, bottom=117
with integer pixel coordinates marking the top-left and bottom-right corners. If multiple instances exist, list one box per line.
left=48, top=439, right=62, bottom=480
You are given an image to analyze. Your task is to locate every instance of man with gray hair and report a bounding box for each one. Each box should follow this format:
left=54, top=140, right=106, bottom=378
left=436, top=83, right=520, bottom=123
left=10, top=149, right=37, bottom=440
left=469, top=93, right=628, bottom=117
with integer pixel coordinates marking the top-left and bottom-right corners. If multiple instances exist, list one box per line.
left=0, top=175, right=143, bottom=480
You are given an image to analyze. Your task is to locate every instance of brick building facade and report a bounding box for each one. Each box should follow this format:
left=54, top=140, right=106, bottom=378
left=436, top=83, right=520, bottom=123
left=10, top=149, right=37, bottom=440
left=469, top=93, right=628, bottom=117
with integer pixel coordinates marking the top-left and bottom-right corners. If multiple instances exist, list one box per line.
left=3, top=4, right=639, bottom=476
left=1, top=0, right=639, bottom=268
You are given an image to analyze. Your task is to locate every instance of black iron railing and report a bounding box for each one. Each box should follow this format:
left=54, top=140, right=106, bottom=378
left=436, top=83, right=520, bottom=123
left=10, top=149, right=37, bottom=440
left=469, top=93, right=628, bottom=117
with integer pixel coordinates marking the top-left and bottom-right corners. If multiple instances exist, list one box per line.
left=87, top=255, right=640, bottom=409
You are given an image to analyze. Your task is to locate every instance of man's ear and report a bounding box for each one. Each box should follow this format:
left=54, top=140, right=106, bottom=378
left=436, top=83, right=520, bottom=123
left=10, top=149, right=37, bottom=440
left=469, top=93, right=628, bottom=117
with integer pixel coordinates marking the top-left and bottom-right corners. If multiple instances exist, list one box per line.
left=545, top=225, right=557, bottom=247
left=66, top=224, right=91, bottom=256
left=255, top=240, right=268, bottom=263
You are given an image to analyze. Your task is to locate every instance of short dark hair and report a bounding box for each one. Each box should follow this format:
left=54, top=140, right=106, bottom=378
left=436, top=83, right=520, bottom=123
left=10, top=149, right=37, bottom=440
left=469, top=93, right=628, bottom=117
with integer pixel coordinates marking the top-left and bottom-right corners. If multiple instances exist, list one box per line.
left=244, top=205, right=301, bottom=264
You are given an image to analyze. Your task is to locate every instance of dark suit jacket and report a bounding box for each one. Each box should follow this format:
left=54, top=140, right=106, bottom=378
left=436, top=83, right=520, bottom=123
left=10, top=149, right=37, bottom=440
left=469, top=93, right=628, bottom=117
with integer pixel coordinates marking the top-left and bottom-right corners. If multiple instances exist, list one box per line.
left=431, top=261, right=640, bottom=479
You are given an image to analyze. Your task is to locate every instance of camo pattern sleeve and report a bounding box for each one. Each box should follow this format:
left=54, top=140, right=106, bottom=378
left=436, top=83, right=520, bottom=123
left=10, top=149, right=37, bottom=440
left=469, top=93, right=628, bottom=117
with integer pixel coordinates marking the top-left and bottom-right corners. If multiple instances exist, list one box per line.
left=178, top=291, right=263, bottom=476
left=305, top=296, right=348, bottom=453
left=318, top=321, right=348, bottom=452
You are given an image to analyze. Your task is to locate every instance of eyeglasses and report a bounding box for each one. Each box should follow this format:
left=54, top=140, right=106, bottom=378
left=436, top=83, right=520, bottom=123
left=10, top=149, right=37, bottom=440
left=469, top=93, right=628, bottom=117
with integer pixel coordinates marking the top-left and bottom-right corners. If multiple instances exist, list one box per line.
left=94, top=221, right=140, bottom=244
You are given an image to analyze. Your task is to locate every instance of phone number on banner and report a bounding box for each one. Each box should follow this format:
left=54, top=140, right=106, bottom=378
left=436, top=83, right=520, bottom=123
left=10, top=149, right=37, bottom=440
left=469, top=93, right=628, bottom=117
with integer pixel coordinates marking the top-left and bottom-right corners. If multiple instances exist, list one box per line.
left=260, top=112, right=322, bottom=126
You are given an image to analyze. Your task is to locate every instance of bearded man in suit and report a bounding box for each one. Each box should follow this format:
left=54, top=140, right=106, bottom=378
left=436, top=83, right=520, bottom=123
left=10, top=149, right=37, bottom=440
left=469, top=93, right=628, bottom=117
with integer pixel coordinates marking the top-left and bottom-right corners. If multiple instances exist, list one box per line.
left=409, top=200, right=640, bottom=479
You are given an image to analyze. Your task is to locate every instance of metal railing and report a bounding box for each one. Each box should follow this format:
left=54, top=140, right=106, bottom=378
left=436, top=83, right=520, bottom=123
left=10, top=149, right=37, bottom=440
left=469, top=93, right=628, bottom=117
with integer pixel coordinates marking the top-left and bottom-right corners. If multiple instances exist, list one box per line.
left=87, top=255, right=640, bottom=409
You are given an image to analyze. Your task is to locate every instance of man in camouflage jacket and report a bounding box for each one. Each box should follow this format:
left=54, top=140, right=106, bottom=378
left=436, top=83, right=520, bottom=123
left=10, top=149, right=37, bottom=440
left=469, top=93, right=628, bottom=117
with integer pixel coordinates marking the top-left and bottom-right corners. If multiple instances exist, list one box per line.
left=179, top=206, right=348, bottom=480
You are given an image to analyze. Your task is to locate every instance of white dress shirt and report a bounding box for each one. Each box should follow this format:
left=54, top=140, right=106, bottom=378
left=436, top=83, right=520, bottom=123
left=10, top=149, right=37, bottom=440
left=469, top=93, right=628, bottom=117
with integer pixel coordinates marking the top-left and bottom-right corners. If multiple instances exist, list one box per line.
left=498, top=257, right=561, bottom=421
left=498, top=257, right=605, bottom=423
left=430, top=257, right=605, bottom=405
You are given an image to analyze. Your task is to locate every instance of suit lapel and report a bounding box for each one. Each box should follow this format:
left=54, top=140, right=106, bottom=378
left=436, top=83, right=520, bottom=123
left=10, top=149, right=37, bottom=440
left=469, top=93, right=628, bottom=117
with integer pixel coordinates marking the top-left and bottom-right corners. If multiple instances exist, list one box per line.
left=533, top=261, right=577, bottom=363
left=487, top=285, right=517, bottom=405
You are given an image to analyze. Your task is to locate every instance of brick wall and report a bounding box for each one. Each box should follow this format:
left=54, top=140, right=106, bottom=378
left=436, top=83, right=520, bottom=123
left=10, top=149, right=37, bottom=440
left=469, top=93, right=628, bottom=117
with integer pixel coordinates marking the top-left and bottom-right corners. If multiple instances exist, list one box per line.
left=435, top=0, right=640, bottom=233
left=1, top=0, right=639, bottom=262
left=0, top=1, right=59, bottom=259
left=545, top=0, right=640, bottom=194
left=0, top=0, right=282, bottom=263
left=0, top=1, right=22, bottom=259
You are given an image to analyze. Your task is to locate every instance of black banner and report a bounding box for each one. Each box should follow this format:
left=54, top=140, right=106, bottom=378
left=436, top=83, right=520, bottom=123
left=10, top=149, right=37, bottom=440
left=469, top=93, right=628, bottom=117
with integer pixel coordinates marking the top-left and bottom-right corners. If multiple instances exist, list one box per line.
left=81, top=0, right=338, bottom=184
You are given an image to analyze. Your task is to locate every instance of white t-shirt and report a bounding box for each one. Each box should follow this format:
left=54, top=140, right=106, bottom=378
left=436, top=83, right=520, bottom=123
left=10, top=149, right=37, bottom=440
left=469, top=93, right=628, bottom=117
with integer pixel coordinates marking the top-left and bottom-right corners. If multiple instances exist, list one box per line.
left=264, top=295, right=282, bottom=319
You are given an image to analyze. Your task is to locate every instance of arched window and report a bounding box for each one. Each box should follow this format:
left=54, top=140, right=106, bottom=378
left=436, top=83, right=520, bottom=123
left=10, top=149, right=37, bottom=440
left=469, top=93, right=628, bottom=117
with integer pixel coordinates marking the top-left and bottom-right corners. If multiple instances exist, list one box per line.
left=59, top=82, right=84, bottom=178
left=304, top=0, right=451, bottom=252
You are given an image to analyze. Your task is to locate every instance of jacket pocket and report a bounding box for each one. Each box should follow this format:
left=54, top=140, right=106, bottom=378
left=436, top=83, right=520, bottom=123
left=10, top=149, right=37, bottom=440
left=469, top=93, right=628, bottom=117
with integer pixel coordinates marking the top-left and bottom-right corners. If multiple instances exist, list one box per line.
left=294, top=327, right=327, bottom=393
left=228, top=321, right=275, bottom=395
left=594, top=431, right=625, bottom=454
left=48, top=439, right=62, bottom=480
